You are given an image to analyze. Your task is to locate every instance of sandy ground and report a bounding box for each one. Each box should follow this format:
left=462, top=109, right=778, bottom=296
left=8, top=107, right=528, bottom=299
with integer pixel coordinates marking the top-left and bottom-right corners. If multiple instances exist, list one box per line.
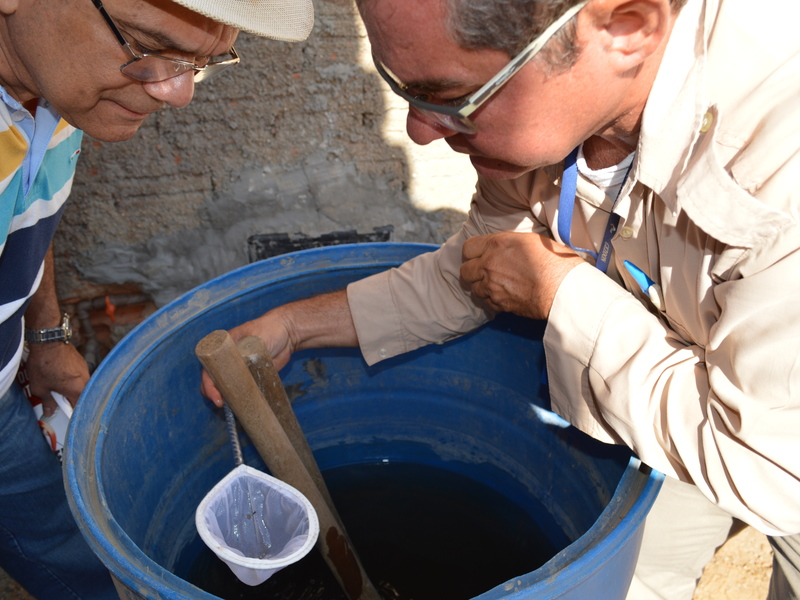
left=0, top=526, right=774, bottom=600
left=693, top=526, right=774, bottom=600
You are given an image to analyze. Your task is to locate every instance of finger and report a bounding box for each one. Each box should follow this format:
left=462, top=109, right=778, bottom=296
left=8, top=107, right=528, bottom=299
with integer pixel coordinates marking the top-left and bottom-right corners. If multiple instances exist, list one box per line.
left=470, top=280, right=501, bottom=312
left=466, top=274, right=487, bottom=298
left=40, top=394, right=57, bottom=418
left=460, top=259, right=482, bottom=284
left=200, top=370, right=224, bottom=407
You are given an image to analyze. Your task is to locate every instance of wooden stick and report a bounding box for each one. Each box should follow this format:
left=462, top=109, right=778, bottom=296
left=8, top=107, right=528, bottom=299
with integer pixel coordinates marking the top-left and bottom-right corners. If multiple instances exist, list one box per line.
left=236, top=336, right=338, bottom=515
left=196, top=330, right=380, bottom=600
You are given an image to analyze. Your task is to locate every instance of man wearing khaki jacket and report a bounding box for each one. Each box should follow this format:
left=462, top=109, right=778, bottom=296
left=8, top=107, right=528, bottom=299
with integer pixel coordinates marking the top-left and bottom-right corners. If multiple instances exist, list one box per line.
left=203, top=0, right=800, bottom=596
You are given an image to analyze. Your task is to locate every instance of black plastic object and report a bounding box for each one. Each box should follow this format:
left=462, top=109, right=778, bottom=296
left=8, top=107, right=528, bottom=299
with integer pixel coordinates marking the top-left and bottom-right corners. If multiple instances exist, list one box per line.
left=248, top=226, right=393, bottom=263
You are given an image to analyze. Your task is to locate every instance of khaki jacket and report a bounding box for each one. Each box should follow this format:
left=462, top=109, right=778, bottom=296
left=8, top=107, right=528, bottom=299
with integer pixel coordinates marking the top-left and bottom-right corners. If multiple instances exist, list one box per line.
left=348, top=0, right=800, bottom=535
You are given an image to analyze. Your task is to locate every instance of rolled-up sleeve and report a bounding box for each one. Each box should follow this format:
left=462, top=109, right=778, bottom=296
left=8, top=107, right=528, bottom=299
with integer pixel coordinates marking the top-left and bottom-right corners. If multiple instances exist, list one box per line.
left=348, top=173, right=549, bottom=365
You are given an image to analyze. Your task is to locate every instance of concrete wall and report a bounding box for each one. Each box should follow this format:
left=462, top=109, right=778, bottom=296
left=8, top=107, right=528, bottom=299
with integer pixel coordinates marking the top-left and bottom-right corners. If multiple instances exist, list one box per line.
left=55, top=0, right=476, bottom=312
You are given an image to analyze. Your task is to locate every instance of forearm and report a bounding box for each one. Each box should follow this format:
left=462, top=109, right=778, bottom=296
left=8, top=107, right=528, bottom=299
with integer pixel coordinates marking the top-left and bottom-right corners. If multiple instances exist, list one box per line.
left=546, top=262, right=800, bottom=536
left=347, top=231, right=495, bottom=366
left=279, top=290, right=360, bottom=352
left=225, top=289, right=358, bottom=372
left=22, top=245, right=89, bottom=405
left=24, top=246, right=62, bottom=329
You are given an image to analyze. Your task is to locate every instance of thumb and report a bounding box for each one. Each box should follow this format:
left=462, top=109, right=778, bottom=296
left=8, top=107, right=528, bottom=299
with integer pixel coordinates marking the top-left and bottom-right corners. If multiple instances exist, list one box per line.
left=39, top=393, right=57, bottom=417
left=462, top=234, right=491, bottom=261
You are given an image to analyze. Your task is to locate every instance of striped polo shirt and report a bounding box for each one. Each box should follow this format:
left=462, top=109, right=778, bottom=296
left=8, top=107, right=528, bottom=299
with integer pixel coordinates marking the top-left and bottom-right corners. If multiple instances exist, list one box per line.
left=0, top=86, right=82, bottom=396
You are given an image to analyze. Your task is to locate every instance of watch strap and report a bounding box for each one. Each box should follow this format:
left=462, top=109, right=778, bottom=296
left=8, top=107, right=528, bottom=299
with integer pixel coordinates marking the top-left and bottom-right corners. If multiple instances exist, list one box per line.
left=25, top=313, right=72, bottom=344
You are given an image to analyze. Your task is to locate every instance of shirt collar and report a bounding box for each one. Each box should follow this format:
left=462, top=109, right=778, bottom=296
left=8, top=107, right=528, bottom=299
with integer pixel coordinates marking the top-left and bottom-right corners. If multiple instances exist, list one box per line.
left=0, top=84, right=25, bottom=116
left=0, top=83, right=60, bottom=125
left=0, top=83, right=68, bottom=196
left=635, top=0, right=712, bottom=205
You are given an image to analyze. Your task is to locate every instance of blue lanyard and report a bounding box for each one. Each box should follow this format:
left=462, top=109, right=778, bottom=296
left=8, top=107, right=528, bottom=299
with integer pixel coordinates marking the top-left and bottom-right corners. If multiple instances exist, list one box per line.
left=557, top=146, right=633, bottom=274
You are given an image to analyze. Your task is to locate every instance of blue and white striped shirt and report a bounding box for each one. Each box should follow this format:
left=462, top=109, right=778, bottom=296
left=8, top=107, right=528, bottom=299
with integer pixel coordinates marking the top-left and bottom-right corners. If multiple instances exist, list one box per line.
left=0, top=85, right=82, bottom=396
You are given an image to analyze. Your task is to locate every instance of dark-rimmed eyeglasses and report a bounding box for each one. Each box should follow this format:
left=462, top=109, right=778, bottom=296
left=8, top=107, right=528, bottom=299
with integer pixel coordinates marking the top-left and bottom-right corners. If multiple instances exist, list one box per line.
left=91, top=0, right=239, bottom=83
left=373, top=0, right=588, bottom=134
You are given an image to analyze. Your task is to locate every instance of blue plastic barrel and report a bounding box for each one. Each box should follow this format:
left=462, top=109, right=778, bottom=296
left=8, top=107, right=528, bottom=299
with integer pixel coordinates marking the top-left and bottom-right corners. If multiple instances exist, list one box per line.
left=65, top=243, right=663, bottom=600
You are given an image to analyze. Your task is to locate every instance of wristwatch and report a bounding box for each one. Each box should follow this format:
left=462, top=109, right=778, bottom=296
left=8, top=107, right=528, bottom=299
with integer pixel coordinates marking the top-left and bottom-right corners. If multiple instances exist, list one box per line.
left=25, top=313, right=73, bottom=344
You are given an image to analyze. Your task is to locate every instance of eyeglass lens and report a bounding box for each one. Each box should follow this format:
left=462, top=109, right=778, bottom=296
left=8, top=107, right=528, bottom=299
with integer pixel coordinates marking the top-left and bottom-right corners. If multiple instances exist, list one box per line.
left=375, top=59, right=477, bottom=133
left=421, top=109, right=476, bottom=134
left=122, top=58, right=192, bottom=82
left=121, top=53, right=238, bottom=83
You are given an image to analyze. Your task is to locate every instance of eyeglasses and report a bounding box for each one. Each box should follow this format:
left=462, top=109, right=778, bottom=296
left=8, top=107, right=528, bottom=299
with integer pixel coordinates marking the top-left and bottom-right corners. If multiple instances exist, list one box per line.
left=373, top=0, right=589, bottom=134
left=91, top=0, right=240, bottom=83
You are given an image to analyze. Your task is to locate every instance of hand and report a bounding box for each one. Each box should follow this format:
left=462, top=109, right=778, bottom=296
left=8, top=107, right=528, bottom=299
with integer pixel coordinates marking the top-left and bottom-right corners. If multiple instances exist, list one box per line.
left=200, top=310, right=294, bottom=407
left=199, top=290, right=358, bottom=407
left=25, top=342, right=90, bottom=414
left=461, top=232, right=585, bottom=320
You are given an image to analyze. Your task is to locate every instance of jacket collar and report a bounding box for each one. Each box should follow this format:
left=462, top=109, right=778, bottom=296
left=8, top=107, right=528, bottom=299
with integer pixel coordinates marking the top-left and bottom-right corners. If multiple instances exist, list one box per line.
left=636, top=0, right=711, bottom=204
left=634, top=0, right=793, bottom=247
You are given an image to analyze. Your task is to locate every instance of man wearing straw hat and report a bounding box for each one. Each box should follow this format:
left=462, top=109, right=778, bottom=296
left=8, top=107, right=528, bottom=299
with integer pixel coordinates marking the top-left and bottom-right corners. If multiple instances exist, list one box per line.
left=0, top=0, right=312, bottom=597
left=204, top=0, right=800, bottom=597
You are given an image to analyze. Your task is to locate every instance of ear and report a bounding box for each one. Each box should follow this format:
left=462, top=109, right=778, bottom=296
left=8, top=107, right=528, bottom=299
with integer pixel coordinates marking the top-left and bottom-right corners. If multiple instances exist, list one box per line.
left=581, top=0, right=672, bottom=73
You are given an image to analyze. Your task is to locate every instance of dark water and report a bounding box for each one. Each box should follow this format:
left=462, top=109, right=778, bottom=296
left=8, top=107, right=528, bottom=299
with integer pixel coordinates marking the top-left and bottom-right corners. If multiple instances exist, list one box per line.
left=185, top=461, right=557, bottom=600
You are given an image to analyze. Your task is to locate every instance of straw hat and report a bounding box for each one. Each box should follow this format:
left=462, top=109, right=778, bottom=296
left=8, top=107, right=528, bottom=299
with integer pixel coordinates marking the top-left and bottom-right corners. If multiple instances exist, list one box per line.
left=172, top=0, right=314, bottom=41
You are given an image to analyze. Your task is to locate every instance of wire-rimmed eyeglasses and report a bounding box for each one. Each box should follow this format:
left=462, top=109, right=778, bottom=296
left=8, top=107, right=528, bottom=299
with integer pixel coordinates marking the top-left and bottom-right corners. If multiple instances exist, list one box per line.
left=373, top=0, right=589, bottom=134
left=91, top=0, right=239, bottom=83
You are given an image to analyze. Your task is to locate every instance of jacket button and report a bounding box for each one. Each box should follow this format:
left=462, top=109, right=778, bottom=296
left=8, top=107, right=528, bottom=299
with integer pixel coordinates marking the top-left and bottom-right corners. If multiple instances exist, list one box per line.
left=700, top=111, right=714, bottom=133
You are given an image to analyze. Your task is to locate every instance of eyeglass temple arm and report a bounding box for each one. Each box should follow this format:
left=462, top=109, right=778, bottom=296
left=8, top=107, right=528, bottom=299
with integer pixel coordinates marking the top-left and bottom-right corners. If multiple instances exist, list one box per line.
left=90, top=0, right=128, bottom=47
left=463, top=0, right=590, bottom=113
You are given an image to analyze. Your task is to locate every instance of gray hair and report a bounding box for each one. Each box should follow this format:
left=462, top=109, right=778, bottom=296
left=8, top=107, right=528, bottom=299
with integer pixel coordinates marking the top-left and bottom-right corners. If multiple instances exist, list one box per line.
left=445, top=0, right=687, bottom=71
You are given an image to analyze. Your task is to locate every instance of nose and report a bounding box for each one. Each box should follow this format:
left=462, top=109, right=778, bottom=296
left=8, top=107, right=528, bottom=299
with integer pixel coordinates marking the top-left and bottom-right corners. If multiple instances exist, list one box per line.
left=141, top=72, right=196, bottom=108
left=405, top=107, right=458, bottom=146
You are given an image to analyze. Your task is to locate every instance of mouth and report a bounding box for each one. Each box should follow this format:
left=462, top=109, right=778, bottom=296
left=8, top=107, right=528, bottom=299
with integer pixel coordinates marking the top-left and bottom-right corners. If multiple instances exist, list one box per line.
left=111, top=100, right=158, bottom=119
left=445, top=135, right=473, bottom=156
left=446, top=139, right=502, bottom=167
left=443, top=135, right=531, bottom=179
